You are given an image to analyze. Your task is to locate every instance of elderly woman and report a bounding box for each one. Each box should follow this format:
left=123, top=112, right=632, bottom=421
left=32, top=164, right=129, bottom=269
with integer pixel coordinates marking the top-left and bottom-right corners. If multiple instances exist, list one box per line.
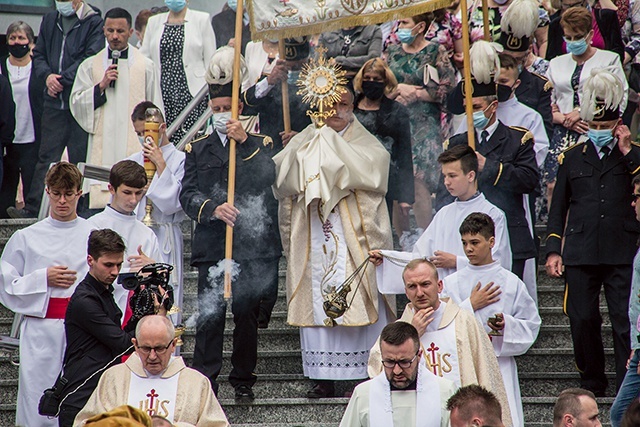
left=141, top=0, right=216, bottom=145
left=545, top=6, right=627, bottom=208
left=0, top=21, right=43, bottom=218
left=353, top=58, right=414, bottom=242
left=386, top=12, right=456, bottom=240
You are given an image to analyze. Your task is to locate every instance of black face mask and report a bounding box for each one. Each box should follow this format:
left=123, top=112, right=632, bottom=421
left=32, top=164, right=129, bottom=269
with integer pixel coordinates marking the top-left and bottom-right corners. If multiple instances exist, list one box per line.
left=362, top=80, right=385, bottom=100
left=7, top=43, right=30, bottom=59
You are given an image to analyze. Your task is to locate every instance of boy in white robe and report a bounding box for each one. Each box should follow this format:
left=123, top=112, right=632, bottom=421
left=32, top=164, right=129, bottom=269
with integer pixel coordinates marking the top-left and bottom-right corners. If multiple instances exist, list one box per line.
left=443, top=212, right=540, bottom=427
left=0, top=162, right=95, bottom=427
left=88, top=160, right=162, bottom=316
left=70, top=7, right=163, bottom=209
left=370, top=144, right=512, bottom=294
left=128, top=102, right=185, bottom=322
left=340, top=321, right=456, bottom=427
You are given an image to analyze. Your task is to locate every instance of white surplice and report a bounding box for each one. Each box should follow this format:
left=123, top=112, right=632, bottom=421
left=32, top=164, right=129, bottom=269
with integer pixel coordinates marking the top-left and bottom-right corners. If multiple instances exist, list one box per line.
left=0, top=217, right=95, bottom=427
left=443, top=261, right=541, bottom=427
left=376, top=193, right=511, bottom=295
left=88, top=206, right=162, bottom=316
left=128, top=144, right=186, bottom=322
left=70, top=45, right=163, bottom=208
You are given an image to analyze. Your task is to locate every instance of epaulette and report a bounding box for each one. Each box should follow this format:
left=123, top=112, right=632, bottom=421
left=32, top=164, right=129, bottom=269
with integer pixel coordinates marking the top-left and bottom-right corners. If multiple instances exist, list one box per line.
left=557, top=142, right=584, bottom=165
left=532, top=72, right=553, bottom=92
left=184, top=133, right=209, bottom=154
left=509, top=126, right=533, bottom=145
left=249, top=133, right=274, bottom=149
left=443, top=138, right=450, bottom=150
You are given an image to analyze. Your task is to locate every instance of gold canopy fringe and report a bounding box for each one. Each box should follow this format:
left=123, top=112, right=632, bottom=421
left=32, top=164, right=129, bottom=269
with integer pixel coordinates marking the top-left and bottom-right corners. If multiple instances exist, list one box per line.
left=247, top=0, right=455, bottom=42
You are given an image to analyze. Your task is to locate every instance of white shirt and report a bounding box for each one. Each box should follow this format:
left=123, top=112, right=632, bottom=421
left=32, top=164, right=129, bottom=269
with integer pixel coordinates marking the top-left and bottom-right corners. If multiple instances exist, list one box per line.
left=5, top=60, right=35, bottom=144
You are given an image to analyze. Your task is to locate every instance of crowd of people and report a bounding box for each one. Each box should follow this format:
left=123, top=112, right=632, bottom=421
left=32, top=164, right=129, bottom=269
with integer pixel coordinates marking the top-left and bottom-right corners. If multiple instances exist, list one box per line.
left=3, top=0, right=640, bottom=425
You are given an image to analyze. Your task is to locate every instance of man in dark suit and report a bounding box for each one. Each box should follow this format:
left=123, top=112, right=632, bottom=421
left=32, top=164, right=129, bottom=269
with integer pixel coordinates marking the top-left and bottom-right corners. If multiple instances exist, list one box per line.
left=438, top=41, right=539, bottom=281
left=179, top=66, right=280, bottom=401
left=545, top=69, right=640, bottom=396
left=211, top=1, right=250, bottom=54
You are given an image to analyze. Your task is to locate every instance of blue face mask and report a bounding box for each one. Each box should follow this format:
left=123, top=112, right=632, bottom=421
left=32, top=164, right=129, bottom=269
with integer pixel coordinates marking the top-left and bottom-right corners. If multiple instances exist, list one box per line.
left=397, top=28, right=417, bottom=44
left=564, top=37, right=588, bottom=56
left=227, top=0, right=237, bottom=11
left=165, top=0, right=187, bottom=13
left=472, top=104, right=494, bottom=130
left=588, top=128, right=614, bottom=147
left=55, top=1, right=75, bottom=17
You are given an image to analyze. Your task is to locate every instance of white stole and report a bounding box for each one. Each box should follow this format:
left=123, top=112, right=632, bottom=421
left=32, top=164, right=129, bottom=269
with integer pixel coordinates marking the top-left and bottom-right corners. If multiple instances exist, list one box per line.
left=310, top=200, right=348, bottom=326
left=128, top=369, right=179, bottom=421
left=421, top=319, right=460, bottom=385
left=368, top=362, right=441, bottom=427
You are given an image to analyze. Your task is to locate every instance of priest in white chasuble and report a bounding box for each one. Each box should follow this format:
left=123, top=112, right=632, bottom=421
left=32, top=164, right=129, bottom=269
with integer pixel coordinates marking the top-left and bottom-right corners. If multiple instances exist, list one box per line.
left=273, top=83, right=395, bottom=398
left=340, top=322, right=457, bottom=427
left=368, top=259, right=513, bottom=426
left=443, top=213, right=540, bottom=427
left=70, top=7, right=163, bottom=209
left=74, top=316, right=229, bottom=427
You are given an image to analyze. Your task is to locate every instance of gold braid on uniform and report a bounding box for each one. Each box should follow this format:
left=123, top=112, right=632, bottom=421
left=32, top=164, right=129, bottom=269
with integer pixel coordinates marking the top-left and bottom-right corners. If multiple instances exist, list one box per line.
left=557, top=142, right=583, bottom=165
left=197, top=199, right=212, bottom=223
left=185, top=133, right=209, bottom=154
left=242, top=148, right=261, bottom=161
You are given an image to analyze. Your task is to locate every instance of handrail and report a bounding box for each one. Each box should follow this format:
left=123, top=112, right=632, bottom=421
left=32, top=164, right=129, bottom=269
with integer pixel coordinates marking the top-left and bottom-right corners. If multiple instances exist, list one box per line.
left=166, top=84, right=210, bottom=140
left=176, top=109, right=213, bottom=152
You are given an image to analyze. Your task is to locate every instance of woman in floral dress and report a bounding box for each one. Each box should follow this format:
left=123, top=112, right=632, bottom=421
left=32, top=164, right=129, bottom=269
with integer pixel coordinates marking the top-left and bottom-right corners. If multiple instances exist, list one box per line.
left=386, top=12, right=456, bottom=235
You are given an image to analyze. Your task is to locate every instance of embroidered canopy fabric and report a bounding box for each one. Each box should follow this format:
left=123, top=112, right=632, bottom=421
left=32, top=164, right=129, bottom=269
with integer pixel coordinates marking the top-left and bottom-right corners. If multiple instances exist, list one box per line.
left=247, top=0, right=454, bottom=40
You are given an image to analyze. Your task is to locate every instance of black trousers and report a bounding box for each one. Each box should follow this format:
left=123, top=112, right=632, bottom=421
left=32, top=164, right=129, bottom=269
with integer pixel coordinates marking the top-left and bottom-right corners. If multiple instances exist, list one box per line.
left=0, top=142, right=37, bottom=218
left=564, top=264, right=632, bottom=394
left=58, top=404, right=81, bottom=427
left=512, top=258, right=526, bottom=280
left=191, top=256, right=279, bottom=395
left=24, top=107, right=87, bottom=214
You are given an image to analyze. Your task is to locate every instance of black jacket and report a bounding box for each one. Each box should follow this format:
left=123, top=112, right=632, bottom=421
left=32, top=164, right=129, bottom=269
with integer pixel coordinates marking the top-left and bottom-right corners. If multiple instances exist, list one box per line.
left=0, top=73, right=15, bottom=149
left=1, top=56, right=45, bottom=147
left=180, top=132, right=281, bottom=265
left=242, top=80, right=311, bottom=153
left=59, top=273, right=135, bottom=412
left=546, top=8, right=624, bottom=61
left=32, top=3, right=104, bottom=110
left=546, top=141, right=640, bottom=265
left=437, top=122, right=540, bottom=259
left=318, top=25, right=383, bottom=73
left=211, top=7, right=250, bottom=54
left=354, top=95, right=414, bottom=205
left=446, top=69, right=553, bottom=141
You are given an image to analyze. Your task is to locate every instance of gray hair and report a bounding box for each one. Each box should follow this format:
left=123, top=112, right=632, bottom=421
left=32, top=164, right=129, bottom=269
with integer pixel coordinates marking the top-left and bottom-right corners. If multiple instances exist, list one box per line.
left=6, top=21, right=35, bottom=44
left=135, top=315, right=175, bottom=342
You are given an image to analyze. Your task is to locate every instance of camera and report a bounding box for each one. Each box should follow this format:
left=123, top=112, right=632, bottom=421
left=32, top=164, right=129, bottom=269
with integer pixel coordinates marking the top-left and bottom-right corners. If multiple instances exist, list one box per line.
left=118, top=263, right=175, bottom=315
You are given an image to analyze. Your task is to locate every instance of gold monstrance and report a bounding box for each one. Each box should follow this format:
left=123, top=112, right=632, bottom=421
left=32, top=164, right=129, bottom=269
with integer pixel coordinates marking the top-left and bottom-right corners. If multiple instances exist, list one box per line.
left=295, top=46, right=348, bottom=128
left=142, top=108, right=162, bottom=226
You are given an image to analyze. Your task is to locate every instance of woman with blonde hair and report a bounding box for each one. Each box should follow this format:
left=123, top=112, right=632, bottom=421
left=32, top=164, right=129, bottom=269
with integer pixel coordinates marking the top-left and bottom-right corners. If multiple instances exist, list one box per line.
left=353, top=58, right=414, bottom=246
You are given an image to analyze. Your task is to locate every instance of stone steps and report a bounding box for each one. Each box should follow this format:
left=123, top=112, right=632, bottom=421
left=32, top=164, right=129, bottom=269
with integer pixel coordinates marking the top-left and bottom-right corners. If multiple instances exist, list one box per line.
left=0, top=218, right=622, bottom=426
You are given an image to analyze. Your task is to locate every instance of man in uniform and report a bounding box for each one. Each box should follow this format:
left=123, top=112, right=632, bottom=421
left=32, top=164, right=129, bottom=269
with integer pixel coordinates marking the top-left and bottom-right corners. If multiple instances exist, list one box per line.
left=340, top=322, right=457, bottom=427
left=437, top=40, right=539, bottom=281
left=0, top=162, right=93, bottom=427
left=179, top=47, right=280, bottom=401
left=545, top=69, right=640, bottom=396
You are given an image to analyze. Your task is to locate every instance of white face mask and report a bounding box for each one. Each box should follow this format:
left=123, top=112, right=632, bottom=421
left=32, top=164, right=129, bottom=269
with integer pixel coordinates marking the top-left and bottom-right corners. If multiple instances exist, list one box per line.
left=213, top=112, right=232, bottom=134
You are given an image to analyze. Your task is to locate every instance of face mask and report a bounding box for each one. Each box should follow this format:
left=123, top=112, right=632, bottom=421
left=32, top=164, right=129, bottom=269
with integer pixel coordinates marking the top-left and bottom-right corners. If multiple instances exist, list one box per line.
left=472, top=104, right=494, bottom=130
left=362, top=81, right=385, bottom=100
left=588, top=128, right=614, bottom=147
left=55, top=1, right=76, bottom=17
left=7, top=43, right=29, bottom=59
left=564, top=37, right=588, bottom=56
left=138, top=136, right=146, bottom=147
left=227, top=0, right=237, bottom=11
left=213, top=112, right=232, bottom=134
left=287, top=70, right=301, bottom=85
left=397, top=28, right=417, bottom=44
left=165, top=0, right=187, bottom=13
left=494, top=0, right=509, bottom=4
left=517, top=64, right=523, bottom=74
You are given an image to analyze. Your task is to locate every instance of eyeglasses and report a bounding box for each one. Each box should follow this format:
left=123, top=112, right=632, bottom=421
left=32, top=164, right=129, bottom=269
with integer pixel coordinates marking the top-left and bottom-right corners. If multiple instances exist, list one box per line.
left=136, top=340, right=173, bottom=355
left=381, top=352, right=419, bottom=369
left=632, top=193, right=640, bottom=201
left=46, top=189, right=81, bottom=201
